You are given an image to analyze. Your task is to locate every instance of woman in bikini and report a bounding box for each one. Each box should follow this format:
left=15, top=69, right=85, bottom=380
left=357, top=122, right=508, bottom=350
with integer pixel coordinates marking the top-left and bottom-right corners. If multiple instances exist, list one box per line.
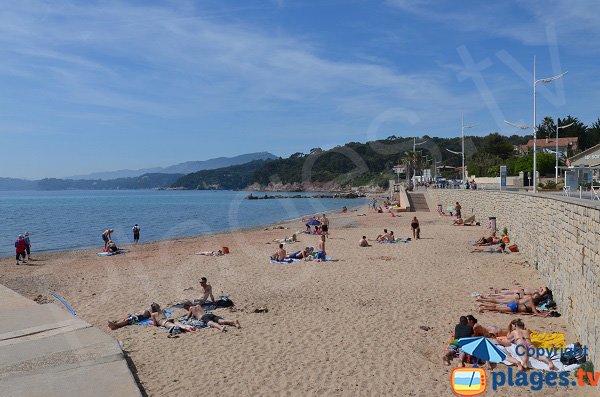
left=488, top=286, right=550, bottom=298
left=507, top=320, right=556, bottom=370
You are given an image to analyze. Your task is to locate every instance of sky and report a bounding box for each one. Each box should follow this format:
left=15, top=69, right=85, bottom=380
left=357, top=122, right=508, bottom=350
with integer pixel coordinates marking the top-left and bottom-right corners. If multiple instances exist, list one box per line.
left=2, top=0, right=599, bottom=179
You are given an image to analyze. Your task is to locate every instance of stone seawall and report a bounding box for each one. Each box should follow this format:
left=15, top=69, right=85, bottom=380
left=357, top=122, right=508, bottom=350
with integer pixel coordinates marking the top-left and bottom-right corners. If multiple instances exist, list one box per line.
left=426, top=189, right=600, bottom=365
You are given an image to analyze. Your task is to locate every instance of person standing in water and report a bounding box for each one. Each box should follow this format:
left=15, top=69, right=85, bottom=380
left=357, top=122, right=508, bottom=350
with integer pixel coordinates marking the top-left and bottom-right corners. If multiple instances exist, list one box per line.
left=132, top=224, right=140, bottom=243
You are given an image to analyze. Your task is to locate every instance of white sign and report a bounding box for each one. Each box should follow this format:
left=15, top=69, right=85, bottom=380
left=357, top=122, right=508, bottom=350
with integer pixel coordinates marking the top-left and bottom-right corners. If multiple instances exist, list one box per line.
left=584, top=154, right=600, bottom=160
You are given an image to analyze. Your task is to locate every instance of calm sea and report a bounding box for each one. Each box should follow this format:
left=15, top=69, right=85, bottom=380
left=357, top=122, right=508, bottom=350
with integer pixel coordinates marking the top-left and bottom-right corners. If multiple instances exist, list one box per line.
left=0, top=190, right=367, bottom=257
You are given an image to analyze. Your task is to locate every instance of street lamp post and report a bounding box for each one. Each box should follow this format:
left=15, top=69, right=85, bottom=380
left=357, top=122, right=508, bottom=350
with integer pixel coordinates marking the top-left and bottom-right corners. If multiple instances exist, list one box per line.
left=532, top=56, right=567, bottom=193
left=461, top=113, right=475, bottom=183
left=555, top=121, right=575, bottom=183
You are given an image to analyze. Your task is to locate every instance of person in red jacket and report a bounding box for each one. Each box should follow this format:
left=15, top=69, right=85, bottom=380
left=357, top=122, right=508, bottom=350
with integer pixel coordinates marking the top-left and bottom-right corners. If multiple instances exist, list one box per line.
left=15, top=234, right=27, bottom=265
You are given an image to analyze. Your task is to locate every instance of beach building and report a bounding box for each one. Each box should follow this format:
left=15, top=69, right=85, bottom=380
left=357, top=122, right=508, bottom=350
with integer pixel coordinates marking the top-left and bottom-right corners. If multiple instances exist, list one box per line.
left=518, top=136, right=578, bottom=156
left=569, top=143, right=600, bottom=181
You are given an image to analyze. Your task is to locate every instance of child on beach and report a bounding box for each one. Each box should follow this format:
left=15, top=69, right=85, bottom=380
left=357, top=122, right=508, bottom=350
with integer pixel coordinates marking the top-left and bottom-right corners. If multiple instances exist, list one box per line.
left=317, top=235, right=326, bottom=261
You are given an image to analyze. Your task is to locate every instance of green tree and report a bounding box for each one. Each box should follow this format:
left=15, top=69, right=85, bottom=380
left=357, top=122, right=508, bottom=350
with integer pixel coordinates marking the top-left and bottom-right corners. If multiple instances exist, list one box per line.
left=581, top=118, right=600, bottom=150
left=537, top=117, right=556, bottom=139
left=481, top=133, right=514, bottom=159
left=513, top=153, right=556, bottom=176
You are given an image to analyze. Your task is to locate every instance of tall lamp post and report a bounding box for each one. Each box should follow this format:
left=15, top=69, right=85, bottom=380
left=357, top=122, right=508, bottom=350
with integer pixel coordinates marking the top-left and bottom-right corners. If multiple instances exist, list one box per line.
left=532, top=56, right=567, bottom=193
left=505, top=120, right=532, bottom=187
left=461, top=113, right=475, bottom=183
left=554, top=121, right=575, bottom=183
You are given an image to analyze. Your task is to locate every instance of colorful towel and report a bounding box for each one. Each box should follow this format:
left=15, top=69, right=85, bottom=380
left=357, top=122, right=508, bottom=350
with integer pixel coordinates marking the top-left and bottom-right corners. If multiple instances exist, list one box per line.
left=530, top=332, right=566, bottom=349
left=271, top=258, right=300, bottom=264
left=97, top=249, right=127, bottom=256
left=134, top=309, right=173, bottom=326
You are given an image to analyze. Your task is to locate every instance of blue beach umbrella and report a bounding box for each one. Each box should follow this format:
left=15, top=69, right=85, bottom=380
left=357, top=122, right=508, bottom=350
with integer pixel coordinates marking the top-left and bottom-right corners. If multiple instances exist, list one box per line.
left=306, top=219, right=321, bottom=226
left=458, top=337, right=506, bottom=363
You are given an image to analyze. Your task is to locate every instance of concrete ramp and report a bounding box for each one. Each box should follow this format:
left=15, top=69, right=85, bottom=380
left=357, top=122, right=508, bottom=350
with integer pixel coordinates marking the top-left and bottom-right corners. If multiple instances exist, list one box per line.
left=0, top=284, right=142, bottom=397
left=407, top=192, right=430, bottom=212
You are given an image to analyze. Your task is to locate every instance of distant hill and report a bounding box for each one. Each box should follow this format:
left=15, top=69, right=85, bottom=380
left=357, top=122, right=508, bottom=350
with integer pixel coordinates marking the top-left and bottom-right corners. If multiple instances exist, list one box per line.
left=171, top=160, right=269, bottom=190
left=37, top=173, right=184, bottom=190
left=66, top=152, right=278, bottom=180
left=0, top=177, right=38, bottom=191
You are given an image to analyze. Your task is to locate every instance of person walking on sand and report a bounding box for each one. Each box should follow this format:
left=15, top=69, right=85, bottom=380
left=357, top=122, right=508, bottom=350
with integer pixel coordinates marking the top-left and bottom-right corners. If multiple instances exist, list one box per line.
left=24, top=231, right=32, bottom=260
left=15, top=234, right=27, bottom=265
left=320, top=214, right=329, bottom=237
left=317, top=235, right=326, bottom=262
left=410, top=216, right=420, bottom=240
left=102, top=229, right=113, bottom=249
left=198, top=277, right=215, bottom=304
left=132, top=224, right=140, bottom=243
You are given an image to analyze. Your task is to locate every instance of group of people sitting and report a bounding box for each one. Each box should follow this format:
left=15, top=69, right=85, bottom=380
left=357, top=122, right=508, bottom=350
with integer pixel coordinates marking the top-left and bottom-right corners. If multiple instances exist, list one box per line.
left=108, top=277, right=240, bottom=334
left=443, top=314, right=556, bottom=371
left=270, top=235, right=327, bottom=262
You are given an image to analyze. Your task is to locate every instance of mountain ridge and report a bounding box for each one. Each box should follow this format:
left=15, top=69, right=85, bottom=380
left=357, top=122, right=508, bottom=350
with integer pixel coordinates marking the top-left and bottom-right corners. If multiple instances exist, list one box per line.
left=64, top=152, right=278, bottom=180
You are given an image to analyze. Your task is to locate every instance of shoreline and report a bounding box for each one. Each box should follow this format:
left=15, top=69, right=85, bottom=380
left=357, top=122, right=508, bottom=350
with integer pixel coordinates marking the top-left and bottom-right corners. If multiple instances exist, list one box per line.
left=1, top=198, right=371, bottom=260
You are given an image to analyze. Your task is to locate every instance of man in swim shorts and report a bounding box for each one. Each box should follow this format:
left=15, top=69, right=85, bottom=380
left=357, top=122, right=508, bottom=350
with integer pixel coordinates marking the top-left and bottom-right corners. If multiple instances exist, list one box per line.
left=182, top=301, right=240, bottom=332
left=198, top=277, right=215, bottom=304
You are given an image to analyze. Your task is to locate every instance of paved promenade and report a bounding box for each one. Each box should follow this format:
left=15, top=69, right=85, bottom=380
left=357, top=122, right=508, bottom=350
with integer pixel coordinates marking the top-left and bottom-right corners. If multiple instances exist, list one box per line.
left=0, top=284, right=142, bottom=397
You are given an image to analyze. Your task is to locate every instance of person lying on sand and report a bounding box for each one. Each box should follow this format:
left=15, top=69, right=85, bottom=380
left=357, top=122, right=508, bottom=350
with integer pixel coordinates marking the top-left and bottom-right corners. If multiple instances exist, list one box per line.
left=477, top=293, right=542, bottom=307
left=359, top=236, right=371, bottom=247
left=108, top=308, right=151, bottom=330
left=473, top=236, right=502, bottom=246
left=452, top=218, right=464, bottom=225
left=478, top=295, right=543, bottom=316
left=196, top=250, right=224, bottom=256
left=272, top=233, right=297, bottom=244
left=182, top=301, right=240, bottom=332
left=271, top=243, right=287, bottom=261
left=150, top=303, right=197, bottom=333
left=288, top=247, right=314, bottom=259
left=478, top=287, right=551, bottom=302
left=507, top=319, right=556, bottom=370
left=467, top=315, right=525, bottom=370
left=471, top=243, right=506, bottom=253
left=488, top=286, right=550, bottom=297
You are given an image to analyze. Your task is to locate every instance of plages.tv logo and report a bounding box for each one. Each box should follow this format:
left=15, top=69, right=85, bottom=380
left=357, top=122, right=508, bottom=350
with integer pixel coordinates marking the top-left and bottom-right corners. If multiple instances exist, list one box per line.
left=451, top=368, right=487, bottom=396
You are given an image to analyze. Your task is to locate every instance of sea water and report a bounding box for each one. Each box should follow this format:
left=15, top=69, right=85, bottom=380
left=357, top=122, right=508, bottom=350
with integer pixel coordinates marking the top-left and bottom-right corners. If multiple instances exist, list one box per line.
left=0, top=190, right=367, bottom=257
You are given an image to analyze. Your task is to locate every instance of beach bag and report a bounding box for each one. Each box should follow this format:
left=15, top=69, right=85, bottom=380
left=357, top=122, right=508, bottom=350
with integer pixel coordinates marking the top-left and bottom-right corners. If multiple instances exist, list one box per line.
left=222, top=246, right=230, bottom=254
left=560, top=343, right=586, bottom=365
left=508, top=244, right=519, bottom=252
left=502, top=236, right=510, bottom=244
left=215, top=296, right=234, bottom=308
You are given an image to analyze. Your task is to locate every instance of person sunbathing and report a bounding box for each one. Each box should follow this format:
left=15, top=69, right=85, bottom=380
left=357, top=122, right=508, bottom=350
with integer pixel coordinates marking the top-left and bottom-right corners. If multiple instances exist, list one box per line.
left=478, top=288, right=551, bottom=302
left=108, top=308, right=151, bottom=330
left=287, top=247, right=313, bottom=259
left=477, top=293, right=540, bottom=307
left=270, top=243, right=287, bottom=261
left=273, top=233, right=297, bottom=244
left=452, top=217, right=464, bottom=226
left=150, top=303, right=198, bottom=333
left=489, top=286, right=551, bottom=298
left=359, top=236, right=371, bottom=247
left=381, top=231, right=395, bottom=242
left=507, top=320, right=556, bottom=370
left=182, top=301, right=240, bottom=332
left=471, top=243, right=506, bottom=253
left=478, top=295, right=542, bottom=315
left=442, top=316, right=472, bottom=366
left=473, top=236, right=502, bottom=246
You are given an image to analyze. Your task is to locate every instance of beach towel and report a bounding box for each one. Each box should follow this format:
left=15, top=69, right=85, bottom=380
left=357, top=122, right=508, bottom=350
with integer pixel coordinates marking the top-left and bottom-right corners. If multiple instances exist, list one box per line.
left=530, top=332, right=566, bottom=349
left=498, top=344, right=579, bottom=371
left=97, top=249, right=127, bottom=256
left=134, top=309, right=173, bottom=326
left=170, top=296, right=234, bottom=310
left=271, top=258, right=300, bottom=264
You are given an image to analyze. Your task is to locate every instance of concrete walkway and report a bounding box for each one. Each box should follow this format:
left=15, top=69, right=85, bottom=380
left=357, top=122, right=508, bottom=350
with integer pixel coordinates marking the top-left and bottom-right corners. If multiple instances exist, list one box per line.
left=0, top=284, right=142, bottom=397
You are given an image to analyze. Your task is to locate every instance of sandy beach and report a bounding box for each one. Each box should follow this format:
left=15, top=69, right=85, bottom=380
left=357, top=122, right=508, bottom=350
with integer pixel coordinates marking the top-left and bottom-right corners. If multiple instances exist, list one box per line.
left=0, top=205, right=590, bottom=396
